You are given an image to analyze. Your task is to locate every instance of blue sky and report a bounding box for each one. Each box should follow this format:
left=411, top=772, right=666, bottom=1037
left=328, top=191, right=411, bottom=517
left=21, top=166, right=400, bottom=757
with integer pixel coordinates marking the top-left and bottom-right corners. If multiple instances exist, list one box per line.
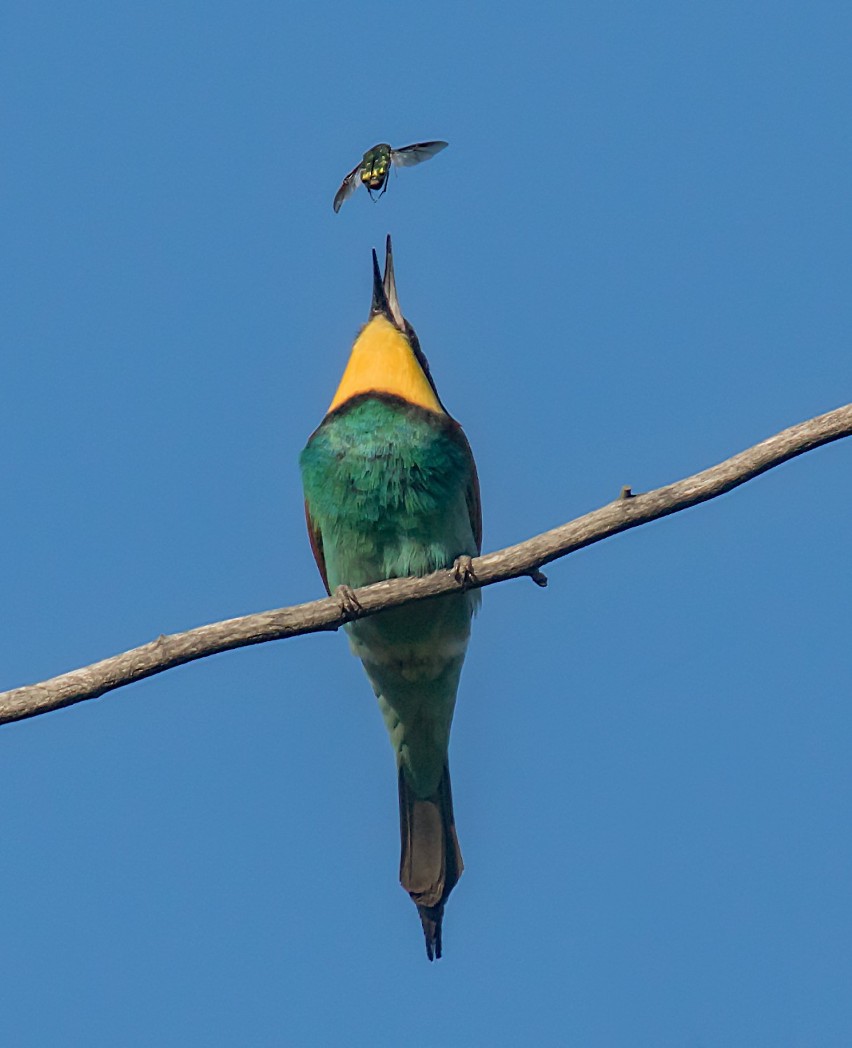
left=2, top=2, right=851, bottom=1044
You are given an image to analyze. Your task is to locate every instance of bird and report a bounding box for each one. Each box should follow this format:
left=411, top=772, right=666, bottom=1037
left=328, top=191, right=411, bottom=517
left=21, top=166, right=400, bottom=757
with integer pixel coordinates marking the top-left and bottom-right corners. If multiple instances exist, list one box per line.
left=332, top=141, right=448, bottom=213
left=299, top=235, right=481, bottom=959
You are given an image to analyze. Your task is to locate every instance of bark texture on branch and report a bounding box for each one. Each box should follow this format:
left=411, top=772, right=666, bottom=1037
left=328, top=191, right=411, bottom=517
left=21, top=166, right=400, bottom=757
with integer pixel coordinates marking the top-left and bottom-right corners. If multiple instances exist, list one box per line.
left=1, top=403, right=850, bottom=726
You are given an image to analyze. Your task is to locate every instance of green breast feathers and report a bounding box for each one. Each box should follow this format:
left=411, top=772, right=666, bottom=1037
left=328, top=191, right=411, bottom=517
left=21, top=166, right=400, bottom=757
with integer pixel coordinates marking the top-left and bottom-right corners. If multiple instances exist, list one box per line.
left=300, top=395, right=479, bottom=592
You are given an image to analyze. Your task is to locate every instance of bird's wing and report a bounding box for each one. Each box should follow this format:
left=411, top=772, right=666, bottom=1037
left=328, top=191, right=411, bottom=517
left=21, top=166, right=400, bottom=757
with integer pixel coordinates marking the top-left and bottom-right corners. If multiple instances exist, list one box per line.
left=466, top=466, right=483, bottom=555
left=333, top=162, right=363, bottom=213
left=390, top=141, right=448, bottom=168
left=303, top=502, right=331, bottom=594
left=457, top=430, right=482, bottom=553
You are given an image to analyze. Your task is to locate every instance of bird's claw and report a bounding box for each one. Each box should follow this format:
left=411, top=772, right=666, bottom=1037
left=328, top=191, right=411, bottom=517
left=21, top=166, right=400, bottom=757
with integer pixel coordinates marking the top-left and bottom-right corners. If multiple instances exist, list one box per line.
left=452, top=555, right=476, bottom=590
left=333, top=584, right=363, bottom=620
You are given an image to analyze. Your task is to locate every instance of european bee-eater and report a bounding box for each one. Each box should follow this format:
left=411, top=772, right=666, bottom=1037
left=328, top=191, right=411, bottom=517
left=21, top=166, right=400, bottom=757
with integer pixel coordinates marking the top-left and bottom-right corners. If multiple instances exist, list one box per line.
left=299, top=236, right=481, bottom=959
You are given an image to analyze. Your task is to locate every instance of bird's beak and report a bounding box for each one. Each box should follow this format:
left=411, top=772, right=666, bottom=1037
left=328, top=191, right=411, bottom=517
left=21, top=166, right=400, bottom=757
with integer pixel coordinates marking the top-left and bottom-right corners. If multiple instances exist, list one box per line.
left=382, top=235, right=405, bottom=329
left=370, top=235, right=405, bottom=330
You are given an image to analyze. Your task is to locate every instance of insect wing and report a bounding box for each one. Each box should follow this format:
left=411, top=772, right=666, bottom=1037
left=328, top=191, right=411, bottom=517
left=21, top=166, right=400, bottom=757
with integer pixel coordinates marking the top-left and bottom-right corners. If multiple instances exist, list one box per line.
left=333, top=162, right=363, bottom=213
left=389, top=140, right=448, bottom=168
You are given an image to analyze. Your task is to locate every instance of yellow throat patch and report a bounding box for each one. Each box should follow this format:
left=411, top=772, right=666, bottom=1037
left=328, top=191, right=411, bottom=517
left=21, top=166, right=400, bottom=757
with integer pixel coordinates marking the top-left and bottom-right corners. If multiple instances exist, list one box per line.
left=327, top=315, right=444, bottom=415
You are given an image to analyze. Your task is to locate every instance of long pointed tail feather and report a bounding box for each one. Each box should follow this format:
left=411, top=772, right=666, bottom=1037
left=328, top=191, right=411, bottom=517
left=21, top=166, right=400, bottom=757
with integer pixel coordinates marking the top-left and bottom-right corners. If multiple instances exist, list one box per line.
left=398, top=763, right=463, bottom=960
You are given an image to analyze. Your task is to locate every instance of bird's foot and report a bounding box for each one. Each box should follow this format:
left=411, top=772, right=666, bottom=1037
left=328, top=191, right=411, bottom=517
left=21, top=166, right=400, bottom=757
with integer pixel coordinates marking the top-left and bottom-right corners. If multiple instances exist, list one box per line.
left=333, top=584, right=362, bottom=620
left=452, top=555, right=476, bottom=590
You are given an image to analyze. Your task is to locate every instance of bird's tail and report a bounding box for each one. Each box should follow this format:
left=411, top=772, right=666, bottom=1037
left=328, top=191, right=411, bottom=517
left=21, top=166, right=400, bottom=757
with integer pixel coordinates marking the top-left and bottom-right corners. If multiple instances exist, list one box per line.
left=397, top=763, right=463, bottom=961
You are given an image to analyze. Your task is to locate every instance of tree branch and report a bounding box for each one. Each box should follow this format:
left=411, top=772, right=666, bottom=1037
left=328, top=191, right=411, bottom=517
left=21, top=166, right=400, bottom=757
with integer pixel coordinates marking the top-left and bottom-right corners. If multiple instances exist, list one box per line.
left=2, top=403, right=850, bottom=726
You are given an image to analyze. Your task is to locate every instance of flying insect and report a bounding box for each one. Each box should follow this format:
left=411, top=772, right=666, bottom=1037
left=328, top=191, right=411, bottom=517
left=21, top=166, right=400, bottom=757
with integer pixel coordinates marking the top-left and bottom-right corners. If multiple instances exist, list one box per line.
left=332, top=140, right=448, bottom=213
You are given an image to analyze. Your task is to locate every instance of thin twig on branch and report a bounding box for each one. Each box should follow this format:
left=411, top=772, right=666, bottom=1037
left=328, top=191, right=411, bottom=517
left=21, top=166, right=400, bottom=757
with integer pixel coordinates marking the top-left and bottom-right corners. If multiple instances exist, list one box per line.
left=1, top=403, right=850, bottom=726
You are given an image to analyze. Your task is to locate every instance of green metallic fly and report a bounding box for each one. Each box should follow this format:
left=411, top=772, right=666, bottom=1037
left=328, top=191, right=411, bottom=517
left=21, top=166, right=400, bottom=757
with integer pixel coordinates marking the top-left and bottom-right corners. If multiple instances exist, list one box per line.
left=332, top=141, right=448, bottom=213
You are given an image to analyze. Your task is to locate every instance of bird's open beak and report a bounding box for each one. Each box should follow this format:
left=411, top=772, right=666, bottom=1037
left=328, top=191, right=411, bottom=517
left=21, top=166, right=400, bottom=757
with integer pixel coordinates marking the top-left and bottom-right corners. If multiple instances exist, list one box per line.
left=370, top=235, right=405, bottom=330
